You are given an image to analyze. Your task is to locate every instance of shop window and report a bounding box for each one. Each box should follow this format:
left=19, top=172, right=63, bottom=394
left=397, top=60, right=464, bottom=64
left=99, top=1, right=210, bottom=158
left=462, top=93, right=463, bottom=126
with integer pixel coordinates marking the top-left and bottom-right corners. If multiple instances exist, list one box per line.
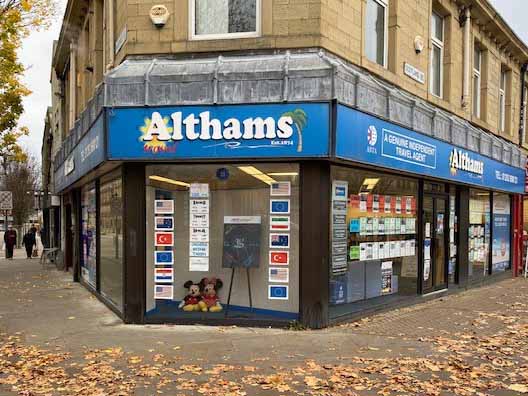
left=329, top=166, right=418, bottom=319
left=145, top=163, right=299, bottom=322
left=191, top=0, right=260, bottom=40
left=430, top=11, right=444, bottom=98
left=365, top=0, right=388, bottom=67
left=448, top=186, right=458, bottom=284
left=81, top=183, right=97, bottom=288
left=99, top=173, right=124, bottom=311
left=468, top=189, right=490, bottom=279
left=492, top=193, right=511, bottom=272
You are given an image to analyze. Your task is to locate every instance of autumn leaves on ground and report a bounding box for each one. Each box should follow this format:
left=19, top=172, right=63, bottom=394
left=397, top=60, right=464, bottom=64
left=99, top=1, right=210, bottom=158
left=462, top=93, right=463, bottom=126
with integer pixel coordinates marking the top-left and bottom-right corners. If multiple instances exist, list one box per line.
left=1, top=259, right=528, bottom=396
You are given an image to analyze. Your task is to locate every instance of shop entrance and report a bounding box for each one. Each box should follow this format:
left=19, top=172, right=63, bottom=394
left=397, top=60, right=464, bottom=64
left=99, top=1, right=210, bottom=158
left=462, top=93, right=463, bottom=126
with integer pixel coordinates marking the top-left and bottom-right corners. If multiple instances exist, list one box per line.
left=422, top=194, right=448, bottom=293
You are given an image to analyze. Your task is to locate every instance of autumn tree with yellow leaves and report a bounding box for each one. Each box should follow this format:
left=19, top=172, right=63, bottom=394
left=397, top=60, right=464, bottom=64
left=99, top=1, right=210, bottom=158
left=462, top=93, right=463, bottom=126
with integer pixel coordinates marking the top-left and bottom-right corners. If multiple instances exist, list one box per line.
left=0, top=0, right=56, bottom=173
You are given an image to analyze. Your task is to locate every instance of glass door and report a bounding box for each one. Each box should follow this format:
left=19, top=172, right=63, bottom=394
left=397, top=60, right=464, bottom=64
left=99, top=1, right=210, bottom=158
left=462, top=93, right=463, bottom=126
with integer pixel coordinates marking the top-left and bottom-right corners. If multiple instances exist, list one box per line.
left=423, top=195, right=448, bottom=293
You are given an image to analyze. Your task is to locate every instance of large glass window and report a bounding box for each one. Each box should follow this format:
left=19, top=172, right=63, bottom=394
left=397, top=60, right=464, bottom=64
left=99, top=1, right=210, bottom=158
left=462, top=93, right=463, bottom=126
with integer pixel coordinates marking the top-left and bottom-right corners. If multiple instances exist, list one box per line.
left=191, top=0, right=259, bottom=40
left=468, top=189, right=490, bottom=279
left=99, top=174, right=124, bottom=311
left=145, top=164, right=299, bottom=321
left=81, top=183, right=97, bottom=288
left=430, top=12, right=444, bottom=98
left=365, top=0, right=388, bottom=67
left=329, top=167, right=418, bottom=319
left=492, top=193, right=511, bottom=272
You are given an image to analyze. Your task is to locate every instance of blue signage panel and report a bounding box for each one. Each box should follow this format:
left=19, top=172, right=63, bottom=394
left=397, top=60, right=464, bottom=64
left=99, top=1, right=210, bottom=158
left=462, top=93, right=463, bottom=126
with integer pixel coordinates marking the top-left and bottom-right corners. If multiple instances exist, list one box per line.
left=107, top=103, right=330, bottom=160
left=336, top=105, right=525, bottom=194
left=54, top=115, right=106, bottom=192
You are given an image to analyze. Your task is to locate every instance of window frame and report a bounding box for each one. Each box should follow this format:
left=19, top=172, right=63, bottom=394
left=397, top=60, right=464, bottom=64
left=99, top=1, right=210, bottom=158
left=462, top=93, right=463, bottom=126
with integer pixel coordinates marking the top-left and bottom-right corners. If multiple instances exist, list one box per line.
left=189, top=0, right=262, bottom=41
left=364, top=0, right=389, bottom=68
left=430, top=11, right=444, bottom=98
left=499, top=68, right=507, bottom=133
left=473, top=45, right=482, bottom=118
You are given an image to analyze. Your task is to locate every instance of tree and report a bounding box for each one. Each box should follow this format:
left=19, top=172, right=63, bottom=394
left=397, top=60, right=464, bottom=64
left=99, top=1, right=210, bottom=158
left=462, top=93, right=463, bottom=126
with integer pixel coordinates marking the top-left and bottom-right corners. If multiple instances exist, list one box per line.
left=282, top=109, right=307, bottom=153
left=4, top=154, right=39, bottom=226
left=0, top=0, right=56, bottom=166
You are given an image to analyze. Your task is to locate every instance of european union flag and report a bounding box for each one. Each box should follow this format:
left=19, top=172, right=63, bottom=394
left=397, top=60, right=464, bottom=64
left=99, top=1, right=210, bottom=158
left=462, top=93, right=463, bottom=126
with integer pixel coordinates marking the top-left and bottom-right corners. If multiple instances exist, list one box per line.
left=155, top=251, right=173, bottom=265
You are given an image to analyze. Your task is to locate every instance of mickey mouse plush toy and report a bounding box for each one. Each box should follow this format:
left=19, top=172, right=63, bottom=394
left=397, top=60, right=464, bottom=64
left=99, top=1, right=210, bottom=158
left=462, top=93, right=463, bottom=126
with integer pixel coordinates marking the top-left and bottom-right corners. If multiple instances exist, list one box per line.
left=179, top=280, right=204, bottom=312
left=200, top=278, right=223, bottom=312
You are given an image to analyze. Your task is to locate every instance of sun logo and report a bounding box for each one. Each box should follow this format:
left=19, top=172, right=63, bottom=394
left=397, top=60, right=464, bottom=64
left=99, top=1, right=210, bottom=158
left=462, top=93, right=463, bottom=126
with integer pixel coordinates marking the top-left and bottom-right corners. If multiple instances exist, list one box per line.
left=139, top=115, right=174, bottom=153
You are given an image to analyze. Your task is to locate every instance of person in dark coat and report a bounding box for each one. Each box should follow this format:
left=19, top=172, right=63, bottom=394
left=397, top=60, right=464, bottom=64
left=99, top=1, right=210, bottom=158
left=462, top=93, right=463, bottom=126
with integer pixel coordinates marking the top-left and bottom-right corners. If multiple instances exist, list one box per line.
left=4, top=226, right=17, bottom=259
left=22, top=231, right=36, bottom=259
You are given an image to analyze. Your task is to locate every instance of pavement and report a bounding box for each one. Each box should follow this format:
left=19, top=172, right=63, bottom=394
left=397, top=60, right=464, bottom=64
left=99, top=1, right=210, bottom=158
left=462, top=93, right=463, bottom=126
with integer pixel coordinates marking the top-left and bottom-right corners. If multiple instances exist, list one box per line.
left=0, top=250, right=527, bottom=395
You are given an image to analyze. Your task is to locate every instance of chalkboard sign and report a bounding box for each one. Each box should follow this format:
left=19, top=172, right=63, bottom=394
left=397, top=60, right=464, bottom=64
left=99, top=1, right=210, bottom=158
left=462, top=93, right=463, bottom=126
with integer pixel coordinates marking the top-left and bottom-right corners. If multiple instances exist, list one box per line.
left=222, top=216, right=261, bottom=268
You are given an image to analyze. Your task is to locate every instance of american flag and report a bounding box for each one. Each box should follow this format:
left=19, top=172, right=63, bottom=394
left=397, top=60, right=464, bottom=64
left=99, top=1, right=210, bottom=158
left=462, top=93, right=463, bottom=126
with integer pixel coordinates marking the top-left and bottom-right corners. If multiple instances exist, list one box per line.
left=155, top=200, right=173, bottom=214
left=270, top=182, right=291, bottom=196
left=155, top=285, right=173, bottom=300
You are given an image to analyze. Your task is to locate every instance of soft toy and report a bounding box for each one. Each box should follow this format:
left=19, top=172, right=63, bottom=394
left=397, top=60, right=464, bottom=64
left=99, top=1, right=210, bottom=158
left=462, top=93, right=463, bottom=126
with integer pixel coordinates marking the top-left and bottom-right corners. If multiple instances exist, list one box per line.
left=179, top=280, right=205, bottom=312
left=200, top=278, right=223, bottom=312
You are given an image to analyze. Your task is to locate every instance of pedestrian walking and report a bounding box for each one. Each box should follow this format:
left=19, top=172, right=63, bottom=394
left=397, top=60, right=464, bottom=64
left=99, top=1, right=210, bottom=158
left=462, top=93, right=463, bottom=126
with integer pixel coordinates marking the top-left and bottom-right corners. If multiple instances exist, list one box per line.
left=4, top=226, right=16, bottom=260
left=22, top=230, right=36, bottom=259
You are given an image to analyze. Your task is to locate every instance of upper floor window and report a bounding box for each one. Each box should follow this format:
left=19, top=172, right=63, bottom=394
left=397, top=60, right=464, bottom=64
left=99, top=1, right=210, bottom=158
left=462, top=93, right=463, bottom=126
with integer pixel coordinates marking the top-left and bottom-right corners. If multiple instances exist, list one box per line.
left=365, top=0, right=388, bottom=67
left=190, top=0, right=260, bottom=40
left=473, top=44, right=482, bottom=118
left=499, top=67, right=507, bottom=133
left=430, top=12, right=444, bottom=98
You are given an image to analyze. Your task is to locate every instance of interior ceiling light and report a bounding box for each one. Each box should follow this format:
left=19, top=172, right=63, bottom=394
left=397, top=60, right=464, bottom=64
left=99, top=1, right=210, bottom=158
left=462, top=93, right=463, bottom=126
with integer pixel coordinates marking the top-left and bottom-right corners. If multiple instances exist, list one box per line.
left=267, top=172, right=299, bottom=176
left=149, top=175, right=190, bottom=187
left=238, top=166, right=277, bottom=185
left=360, top=178, right=380, bottom=191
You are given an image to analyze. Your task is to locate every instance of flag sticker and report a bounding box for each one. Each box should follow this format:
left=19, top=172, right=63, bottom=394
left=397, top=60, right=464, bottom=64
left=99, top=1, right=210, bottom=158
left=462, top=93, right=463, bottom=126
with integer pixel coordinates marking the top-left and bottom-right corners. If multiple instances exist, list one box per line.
left=155, top=285, right=173, bottom=300
left=269, top=233, right=290, bottom=249
left=270, top=182, right=291, bottom=196
left=268, top=285, right=288, bottom=300
left=155, top=267, right=174, bottom=284
left=269, top=267, right=289, bottom=283
left=270, top=200, right=290, bottom=214
left=155, top=251, right=173, bottom=265
left=270, top=216, right=290, bottom=231
left=269, top=251, right=289, bottom=266
left=155, top=232, right=174, bottom=247
left=155, top=216, right=174, bottom=231
left=155, top=200, right=174, bottom=214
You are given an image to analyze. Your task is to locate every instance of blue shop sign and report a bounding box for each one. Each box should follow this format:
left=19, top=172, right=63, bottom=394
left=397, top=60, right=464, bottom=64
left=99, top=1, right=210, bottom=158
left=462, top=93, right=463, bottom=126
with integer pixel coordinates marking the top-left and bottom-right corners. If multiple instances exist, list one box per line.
left=107, top=103, right=330, bottom=160
left=54, top=115, right=105, bottom=192
left=336, top=105, right=525, bottom=194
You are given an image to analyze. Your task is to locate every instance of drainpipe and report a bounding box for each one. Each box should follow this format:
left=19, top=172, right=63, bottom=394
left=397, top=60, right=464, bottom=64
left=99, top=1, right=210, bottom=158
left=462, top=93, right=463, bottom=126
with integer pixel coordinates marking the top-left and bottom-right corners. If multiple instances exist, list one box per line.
left=520, top=63, right=527, bottom=145
left=69, top=43, right=76, bottom=130
left=107, top=0, right=115, bottom=70
left=461, top=7, right=471, bottom=110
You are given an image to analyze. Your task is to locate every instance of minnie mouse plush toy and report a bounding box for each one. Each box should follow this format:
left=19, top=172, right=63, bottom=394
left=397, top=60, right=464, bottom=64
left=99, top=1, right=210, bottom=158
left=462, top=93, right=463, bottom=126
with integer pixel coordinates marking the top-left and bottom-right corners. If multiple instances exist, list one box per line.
left=199, top=278, right=223, bottom=312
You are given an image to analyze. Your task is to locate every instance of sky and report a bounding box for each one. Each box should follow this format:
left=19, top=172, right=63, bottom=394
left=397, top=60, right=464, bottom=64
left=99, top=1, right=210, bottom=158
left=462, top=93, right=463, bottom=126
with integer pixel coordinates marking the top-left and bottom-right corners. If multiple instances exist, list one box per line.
left=16, top=0, right=528, bottom=160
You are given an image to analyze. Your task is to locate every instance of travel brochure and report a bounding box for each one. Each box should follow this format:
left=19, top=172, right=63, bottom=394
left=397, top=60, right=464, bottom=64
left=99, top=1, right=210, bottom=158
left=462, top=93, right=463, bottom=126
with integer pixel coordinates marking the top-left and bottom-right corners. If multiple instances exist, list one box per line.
left=351, top=216, right=417, bottom=235
left=349, top=194, right=416, bottom=215
left=351, top=239, right=416, bottom=261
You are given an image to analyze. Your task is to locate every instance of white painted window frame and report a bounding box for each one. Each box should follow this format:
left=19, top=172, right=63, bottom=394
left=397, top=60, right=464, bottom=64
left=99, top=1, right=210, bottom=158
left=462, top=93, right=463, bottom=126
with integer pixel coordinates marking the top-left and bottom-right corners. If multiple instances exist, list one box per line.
left=189, top=0, right=261, bottom=41
left=430, top=11, right=444, bottom=98
left=365, top=0, right=389, bottom=68
left=473, top=46, right=482, bottom=119
left=499, top=68, right=507, bottom=133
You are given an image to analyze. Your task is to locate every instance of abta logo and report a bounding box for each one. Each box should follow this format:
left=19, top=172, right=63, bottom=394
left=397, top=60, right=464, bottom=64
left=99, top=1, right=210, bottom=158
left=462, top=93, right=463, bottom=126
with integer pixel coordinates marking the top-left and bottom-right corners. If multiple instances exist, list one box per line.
left=367, top=125, right=378, bottom=146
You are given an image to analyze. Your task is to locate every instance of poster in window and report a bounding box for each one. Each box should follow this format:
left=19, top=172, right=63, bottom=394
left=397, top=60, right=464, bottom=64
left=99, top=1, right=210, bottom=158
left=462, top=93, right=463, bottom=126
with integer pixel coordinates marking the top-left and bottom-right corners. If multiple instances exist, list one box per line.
left=381, top=261, right=393, bottom=294
left=222, top=217, right=262, bottom=268
left=492, top=195, right=511, bottom=272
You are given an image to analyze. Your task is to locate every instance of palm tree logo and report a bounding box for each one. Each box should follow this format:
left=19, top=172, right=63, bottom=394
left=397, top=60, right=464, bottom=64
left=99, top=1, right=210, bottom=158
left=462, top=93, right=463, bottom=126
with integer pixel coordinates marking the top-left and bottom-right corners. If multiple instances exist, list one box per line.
left=281, top=109, right=307, bottom=152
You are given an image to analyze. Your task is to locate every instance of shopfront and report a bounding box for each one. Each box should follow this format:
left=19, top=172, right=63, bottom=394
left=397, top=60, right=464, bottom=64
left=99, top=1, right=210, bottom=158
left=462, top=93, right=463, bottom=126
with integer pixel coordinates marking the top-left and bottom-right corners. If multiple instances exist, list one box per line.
left=53, top=98, right=524, bottom=328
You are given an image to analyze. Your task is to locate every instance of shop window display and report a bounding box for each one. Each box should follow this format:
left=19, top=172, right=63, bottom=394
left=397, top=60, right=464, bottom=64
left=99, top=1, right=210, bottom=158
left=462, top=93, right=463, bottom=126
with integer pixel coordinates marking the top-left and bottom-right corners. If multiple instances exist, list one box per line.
left=81, top=183, right=97, bottom=288
left=468, top=190, right=490, bottom=279
left=99, top=174, right=124, bottom=311
left=448, top=186, right=458, bottom=284
left=145, top=164, right=299, bottom=321
left=330, top=166, right=419, bottom=318
left=492, top=193, right=511, bottom=272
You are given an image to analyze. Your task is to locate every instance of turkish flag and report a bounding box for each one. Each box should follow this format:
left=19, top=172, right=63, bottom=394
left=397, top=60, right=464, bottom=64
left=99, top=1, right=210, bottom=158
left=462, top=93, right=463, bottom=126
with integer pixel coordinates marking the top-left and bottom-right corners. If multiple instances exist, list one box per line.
left=270, top=251, right=289, bottom=265
left=155, top=232, right=173, bottom=246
